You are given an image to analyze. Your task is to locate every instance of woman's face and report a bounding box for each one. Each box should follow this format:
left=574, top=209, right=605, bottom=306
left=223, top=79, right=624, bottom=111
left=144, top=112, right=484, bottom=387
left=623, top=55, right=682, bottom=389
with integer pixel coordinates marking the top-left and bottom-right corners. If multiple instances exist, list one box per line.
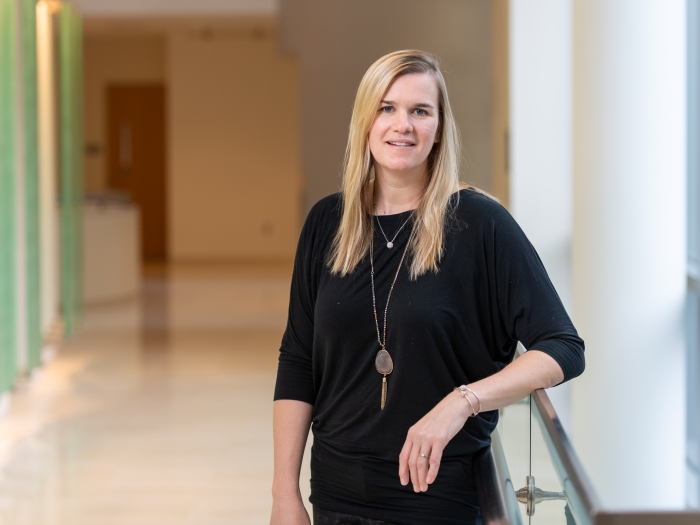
left=368, top=72, right=440, bottom=178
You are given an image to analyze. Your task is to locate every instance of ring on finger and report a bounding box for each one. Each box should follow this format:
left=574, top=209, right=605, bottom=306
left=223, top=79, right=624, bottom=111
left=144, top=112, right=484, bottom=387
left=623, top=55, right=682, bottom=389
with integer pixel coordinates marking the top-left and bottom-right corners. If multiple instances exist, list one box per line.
left=419, top=453, right=430, bottom=460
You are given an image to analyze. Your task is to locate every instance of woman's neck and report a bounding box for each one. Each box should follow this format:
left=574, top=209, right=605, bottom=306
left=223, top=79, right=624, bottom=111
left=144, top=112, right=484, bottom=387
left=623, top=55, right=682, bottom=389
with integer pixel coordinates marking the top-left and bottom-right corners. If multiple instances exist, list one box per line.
left=372, top=169, right=428, bottom=215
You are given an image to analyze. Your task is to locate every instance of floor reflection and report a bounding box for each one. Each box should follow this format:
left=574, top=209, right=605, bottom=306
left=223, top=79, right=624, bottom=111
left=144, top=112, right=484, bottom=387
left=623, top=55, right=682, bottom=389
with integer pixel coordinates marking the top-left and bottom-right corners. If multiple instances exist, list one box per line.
left=140, top=267, right=171, bottom=396
left=0, top=262, right=299, bottom=525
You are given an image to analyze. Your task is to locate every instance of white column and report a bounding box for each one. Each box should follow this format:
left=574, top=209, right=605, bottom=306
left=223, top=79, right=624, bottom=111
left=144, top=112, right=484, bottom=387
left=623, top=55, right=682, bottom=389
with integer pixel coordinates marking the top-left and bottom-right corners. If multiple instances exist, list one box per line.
left=509, top=0, right=574, bottom=432
left=36, top=1, right=60, bottom=338
left=14, top=0, right=27, bottom=374
left=572, top=0, right=687, bottom=509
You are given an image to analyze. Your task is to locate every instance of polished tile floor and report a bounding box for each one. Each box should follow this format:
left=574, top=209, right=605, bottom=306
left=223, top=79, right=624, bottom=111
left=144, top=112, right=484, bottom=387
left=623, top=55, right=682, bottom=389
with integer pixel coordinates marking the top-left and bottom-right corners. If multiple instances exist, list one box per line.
left=0, top=262, right=311, bottom=525
left=0, top=262, right=565, bottom=524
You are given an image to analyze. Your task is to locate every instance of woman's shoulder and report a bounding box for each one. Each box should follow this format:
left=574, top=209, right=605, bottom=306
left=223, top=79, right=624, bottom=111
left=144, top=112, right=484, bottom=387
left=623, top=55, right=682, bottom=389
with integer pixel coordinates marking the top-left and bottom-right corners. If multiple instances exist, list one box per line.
left=454, top=187, right=511, bottom=226
left=453, top=188, right=534, bottom=254
left=304, top=193, right=342, bottom=232
left=298, top=193, right=342, bottom=248
left=307, top=192, right=342, bottom=220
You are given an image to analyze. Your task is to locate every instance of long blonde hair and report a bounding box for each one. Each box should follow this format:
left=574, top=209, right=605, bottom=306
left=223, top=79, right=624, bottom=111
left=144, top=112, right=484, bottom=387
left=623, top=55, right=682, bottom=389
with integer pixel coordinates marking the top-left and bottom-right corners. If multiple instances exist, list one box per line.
left=328, top=50, right=464, bottom=280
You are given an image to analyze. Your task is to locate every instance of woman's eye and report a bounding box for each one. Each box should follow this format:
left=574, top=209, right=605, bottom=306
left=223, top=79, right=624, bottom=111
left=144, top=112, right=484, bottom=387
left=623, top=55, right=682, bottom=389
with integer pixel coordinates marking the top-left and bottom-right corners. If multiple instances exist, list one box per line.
left=380, top=106, right=393, bottom=113
left=415, top=108, right=428, bottom=116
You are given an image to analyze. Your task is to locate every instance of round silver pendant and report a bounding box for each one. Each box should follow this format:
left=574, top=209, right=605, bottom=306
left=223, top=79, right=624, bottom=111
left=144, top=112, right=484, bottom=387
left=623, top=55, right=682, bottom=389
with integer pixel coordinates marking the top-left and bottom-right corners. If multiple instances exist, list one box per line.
left=387, top=242, right=394, bottom=249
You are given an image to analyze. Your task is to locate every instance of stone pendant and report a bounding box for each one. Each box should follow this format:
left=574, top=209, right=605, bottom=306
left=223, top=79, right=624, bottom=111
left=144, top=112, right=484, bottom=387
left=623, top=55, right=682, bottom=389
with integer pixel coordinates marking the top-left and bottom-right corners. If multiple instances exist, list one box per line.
left=375, top=349, right=393, bottom=410
left=387, top=242, right=394, bottom=249
left=375, top=349, right=394, bottom=375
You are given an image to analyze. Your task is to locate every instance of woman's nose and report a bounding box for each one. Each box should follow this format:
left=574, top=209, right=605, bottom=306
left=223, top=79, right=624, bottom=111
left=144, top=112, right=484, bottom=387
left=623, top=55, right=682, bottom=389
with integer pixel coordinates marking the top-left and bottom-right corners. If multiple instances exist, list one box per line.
left=392, top=111, right=412, bottom=133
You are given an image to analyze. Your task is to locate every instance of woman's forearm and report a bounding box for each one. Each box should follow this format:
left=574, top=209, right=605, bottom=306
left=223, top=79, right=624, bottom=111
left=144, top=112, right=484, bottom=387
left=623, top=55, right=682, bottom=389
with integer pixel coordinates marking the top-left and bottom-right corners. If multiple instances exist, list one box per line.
left=272, top=399, right=313, bottom=499
left=456, top=349, right=564, bottom=414
left=399, top=349, right=565, bottom=492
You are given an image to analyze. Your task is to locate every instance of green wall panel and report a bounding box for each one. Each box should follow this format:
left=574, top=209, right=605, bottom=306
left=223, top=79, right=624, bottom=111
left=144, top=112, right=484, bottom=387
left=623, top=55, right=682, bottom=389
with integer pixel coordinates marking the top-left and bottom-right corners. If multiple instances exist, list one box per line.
left=21, top=0, right=41, bottom=370
left=0, top=0, right=17, bottom=391
left=59, top=4, right=83, bottom=337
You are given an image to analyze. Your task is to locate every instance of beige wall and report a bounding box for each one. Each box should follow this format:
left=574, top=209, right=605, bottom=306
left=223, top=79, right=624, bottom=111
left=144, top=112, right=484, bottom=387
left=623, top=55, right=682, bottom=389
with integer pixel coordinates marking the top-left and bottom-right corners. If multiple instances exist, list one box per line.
left=491, top=0, right=510, bottom=206
left=280, top=0, right=497, bottom=213
left=83, top=34, right=165, bottom=192
left=82, top=20, right=301, bottom=261
left=167, top=31, right=301, bottom=261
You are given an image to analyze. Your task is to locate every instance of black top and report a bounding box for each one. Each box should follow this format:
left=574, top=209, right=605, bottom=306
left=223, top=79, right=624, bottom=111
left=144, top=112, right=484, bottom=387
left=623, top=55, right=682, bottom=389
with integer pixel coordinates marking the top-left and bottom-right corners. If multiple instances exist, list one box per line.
left=274, top=189, right=585, bottom=525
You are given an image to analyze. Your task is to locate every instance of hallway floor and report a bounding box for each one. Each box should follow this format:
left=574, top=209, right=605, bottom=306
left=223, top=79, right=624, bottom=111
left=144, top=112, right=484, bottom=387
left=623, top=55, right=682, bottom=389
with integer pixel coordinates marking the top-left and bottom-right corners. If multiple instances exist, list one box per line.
left=0, top=262, right=569, bottom=524
left=0, top=263, right=311, bottom=525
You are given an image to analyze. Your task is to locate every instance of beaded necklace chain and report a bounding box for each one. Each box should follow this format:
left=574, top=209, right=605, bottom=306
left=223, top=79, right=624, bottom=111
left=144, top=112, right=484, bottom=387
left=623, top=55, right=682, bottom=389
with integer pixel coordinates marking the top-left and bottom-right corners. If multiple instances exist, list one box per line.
left=370, top=216, right=415, bottom=409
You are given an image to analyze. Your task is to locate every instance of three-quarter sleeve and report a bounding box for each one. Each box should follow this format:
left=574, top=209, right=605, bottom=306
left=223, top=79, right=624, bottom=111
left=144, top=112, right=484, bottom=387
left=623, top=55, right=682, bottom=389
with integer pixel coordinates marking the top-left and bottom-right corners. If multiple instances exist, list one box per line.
left=489, top=202, right=585, bottom=383
left=273, top=206, right=321, bottom=405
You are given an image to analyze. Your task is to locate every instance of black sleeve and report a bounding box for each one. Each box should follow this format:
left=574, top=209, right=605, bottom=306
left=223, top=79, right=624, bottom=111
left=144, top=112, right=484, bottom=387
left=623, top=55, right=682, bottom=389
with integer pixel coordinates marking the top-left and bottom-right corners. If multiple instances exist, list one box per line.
left=273, top=205, right=321, bottom=405
left=489, top=200, right=585, bottom=383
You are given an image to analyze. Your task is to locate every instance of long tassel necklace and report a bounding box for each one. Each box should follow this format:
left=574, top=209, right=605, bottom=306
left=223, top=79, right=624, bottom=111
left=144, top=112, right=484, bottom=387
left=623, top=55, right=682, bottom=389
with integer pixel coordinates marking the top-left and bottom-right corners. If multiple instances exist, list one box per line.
left=370, top=215, right=415, bottom=410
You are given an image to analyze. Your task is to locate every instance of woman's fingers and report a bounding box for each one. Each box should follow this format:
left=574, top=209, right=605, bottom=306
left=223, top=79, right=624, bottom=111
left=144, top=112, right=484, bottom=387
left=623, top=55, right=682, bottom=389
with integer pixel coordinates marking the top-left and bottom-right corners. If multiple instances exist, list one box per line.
left=401, top=438, right=443, bottom=492
left=416, top=448, right=431, bottom=491
left=426, top=444, right=443, bottom=485
left=399, top=434, right=445, bottom=492
left=407, top=440, right=421, bottom=492
left=398, top=440, right=411, bottom=486
left=399, top=394, right=467, bottom=492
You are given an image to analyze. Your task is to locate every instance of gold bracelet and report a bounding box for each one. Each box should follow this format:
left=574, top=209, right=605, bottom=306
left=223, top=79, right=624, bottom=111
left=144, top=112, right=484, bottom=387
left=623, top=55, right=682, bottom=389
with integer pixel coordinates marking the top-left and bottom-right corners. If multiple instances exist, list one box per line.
left=454, top=386, right=478, bottom=417
left=462, top=386, right=482, bottom=415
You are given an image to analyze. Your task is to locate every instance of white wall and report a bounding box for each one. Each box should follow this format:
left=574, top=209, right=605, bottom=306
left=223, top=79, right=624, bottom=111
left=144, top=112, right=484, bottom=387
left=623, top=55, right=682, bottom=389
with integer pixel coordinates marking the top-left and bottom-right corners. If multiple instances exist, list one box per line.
left=509, top=0, right=574, bottom=432
left=511, top=0, right=689, bottom=509
left=571, top=0, right=687, bottom=509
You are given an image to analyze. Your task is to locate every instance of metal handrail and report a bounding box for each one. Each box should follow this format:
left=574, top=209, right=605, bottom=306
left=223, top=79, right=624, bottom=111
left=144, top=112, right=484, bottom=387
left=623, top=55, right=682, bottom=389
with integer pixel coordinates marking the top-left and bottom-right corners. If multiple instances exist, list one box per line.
left=530, top=387, right=601, bottom=524
left=528, top=378, right=700, bottom=524
left=480, top=347, right=700, bottom=523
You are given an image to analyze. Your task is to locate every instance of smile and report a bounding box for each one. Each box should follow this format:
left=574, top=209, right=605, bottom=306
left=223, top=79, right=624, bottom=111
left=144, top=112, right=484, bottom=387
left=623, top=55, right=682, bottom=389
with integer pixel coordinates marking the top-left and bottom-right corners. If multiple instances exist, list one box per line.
left=387, top=141, right=414, bottom=147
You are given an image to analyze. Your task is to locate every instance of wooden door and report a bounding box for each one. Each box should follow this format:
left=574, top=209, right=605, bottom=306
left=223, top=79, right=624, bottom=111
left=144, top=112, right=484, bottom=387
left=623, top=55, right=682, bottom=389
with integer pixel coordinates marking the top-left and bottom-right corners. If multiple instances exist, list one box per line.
left=107, top=84, right=167, bottom=261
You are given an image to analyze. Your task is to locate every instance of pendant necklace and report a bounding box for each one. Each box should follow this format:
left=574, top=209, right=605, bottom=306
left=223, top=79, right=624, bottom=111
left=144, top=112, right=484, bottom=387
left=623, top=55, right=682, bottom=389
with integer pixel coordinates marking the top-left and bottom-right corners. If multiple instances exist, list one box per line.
left=375, top=208, right=412, bottom=249
left=370, top=216, right=415, bottom=409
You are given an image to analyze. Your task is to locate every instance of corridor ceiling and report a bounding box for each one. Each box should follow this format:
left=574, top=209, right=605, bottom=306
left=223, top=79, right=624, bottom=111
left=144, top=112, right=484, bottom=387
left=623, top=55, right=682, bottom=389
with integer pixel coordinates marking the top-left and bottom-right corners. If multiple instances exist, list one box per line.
left=69, top=0, right=277, bottom=17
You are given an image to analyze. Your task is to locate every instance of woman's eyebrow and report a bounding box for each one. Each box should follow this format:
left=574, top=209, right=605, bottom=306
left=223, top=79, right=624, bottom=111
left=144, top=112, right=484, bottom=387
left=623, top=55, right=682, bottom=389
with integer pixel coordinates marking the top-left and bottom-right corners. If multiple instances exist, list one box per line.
left=380, top=99, right=434, bottom=109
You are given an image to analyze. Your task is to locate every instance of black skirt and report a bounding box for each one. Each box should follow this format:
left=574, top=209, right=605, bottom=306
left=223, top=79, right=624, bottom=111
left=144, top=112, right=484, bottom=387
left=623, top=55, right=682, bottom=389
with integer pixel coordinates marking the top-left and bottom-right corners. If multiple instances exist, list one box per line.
left=314, top=506, right=405, bottom=525
left=309, top=439, right=482, bottom=525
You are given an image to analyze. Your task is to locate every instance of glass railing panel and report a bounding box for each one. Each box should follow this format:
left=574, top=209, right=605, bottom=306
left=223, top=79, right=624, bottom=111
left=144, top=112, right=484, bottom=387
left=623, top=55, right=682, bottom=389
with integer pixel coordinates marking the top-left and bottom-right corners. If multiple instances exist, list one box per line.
left=497, top=397, right=531, bottom=524
left=493, top=349, right=700, bottom=524
left=530, top=389, right=598, bottom=525
left=474, top=429, right=523, bottom=525
left=528, top=395, right=572, bottom=525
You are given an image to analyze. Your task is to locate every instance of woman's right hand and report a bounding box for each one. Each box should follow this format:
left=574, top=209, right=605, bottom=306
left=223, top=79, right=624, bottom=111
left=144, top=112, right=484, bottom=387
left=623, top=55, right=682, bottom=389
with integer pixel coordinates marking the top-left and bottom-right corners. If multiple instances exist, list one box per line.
left=269, top=494, right=311, bottom=525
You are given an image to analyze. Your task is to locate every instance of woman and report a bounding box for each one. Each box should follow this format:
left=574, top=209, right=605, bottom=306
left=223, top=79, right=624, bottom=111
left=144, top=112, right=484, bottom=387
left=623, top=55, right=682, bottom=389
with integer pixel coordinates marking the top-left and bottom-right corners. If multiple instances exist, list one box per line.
left=270, top=50, right=584, bottom=525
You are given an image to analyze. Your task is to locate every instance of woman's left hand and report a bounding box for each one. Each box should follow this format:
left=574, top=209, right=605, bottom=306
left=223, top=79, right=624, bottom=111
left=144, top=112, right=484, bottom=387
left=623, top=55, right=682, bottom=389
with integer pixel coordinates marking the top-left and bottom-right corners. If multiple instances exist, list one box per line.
left=398, top=390, right=473, bottom=492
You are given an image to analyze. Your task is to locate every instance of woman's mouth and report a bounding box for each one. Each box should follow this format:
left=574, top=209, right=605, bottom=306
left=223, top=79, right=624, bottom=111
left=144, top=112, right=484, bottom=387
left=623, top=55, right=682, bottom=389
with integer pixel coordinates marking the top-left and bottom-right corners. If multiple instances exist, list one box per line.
left=387, top=141, right=414, bottom=147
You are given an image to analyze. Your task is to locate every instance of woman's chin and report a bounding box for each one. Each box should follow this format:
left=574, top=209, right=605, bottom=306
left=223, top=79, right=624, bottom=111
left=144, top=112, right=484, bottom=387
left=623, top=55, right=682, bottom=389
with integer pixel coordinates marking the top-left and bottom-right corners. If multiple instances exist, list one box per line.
left=376, top=161, right=425, bottom=175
